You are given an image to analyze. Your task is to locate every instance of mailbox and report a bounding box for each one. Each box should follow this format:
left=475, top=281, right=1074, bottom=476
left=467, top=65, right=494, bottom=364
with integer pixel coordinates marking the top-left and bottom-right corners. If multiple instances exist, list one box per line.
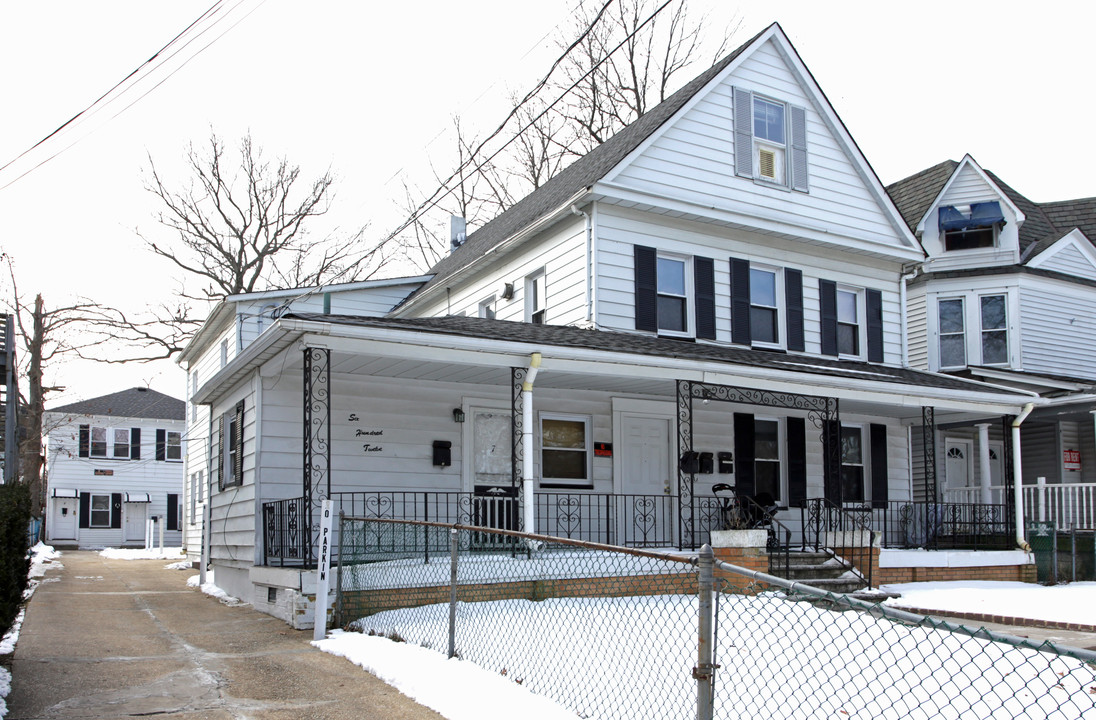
left=432, top=440, right=452, bottom=467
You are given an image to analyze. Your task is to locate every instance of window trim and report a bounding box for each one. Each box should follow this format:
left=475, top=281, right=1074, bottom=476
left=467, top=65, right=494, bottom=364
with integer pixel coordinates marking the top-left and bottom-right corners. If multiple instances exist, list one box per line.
left=753, top=416, right=785, bottom=503
left=166, top=431, right=183, bottom=462
left=749, top=264, right=784, bottom=349
left=526, top=270, right=547, bottom=324
left=538, top=412, right=593, bottom=490
left=478, top=295, right=497, bottom=320
left=835, top=285, right=866, bottom=360
left=89, top=493, right=112, bottom=528
left=840, top=423, right=868, bottom=504
left=978, top=293, right=1009, bottom=366
left=752, top=95, right=787, bottom=185
left=943, top=225, right=997, bottom=252
left=655, top=252, right=693, bottom=337
left=937, top=296, right=967, bottom=370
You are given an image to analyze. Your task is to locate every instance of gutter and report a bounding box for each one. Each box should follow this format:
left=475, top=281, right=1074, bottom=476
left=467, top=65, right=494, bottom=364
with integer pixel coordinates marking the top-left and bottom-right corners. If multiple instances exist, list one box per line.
left=571, top=205, right=593, bottom=324
left=1011, top=402, right=1035, bottom=551
left=899, top=265, right=920, bottom=367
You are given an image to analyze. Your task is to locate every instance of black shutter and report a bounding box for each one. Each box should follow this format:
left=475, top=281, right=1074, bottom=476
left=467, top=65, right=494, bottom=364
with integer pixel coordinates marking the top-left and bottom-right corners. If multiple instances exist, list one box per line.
left=110, top=493, right=122, bottom=529
left=233, top=400, right=245, bottom=486
left=870, top=424, right=889, bottom=508
left=694, top=256, right=716, bottom=340
left=634, top=245, right=658, bottom=332
left=79, top=492, right=90, bottom=528
left=866, top=289, right=884, bottom=363
left=787, top=417, right=807, bottom=507
left=823, top=420, right=841, bottom=504
left=155, top=429, right=166, bottom=461
left=729, top=257, right=751, bottom=345
left=732, top=86, right=754, bottom=178
left=215, top=415, right=224, bottom=492
left=785, top=268, right=804, bottom=352
left=79, top=425, right=89, bottom=458
left=167, top=493, right=179, bottom=531
left=733, top=413, right=756, bottom=496
left=789, top=105, right=809, bottom=192
left=130, top=428, right=141, bottom=460
left=820, top=279, right=838, bottom=356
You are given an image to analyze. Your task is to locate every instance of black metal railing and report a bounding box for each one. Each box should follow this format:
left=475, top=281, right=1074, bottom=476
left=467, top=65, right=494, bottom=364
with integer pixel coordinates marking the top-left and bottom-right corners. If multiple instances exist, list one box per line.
left=262, top=496, right=310, bottom=567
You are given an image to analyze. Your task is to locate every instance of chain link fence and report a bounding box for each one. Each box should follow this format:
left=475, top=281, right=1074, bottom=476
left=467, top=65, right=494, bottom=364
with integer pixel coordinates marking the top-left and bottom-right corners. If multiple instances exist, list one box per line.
left=335, top=517, right=1096, bottom=720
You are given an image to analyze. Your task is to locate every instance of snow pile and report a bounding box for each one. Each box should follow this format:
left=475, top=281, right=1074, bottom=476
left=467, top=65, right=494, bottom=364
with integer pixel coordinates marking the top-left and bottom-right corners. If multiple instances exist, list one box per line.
left=881, top=581, right=1096, bottom=626
left=316, top=630, right=580, bottom=720
left=28, top=542, right=61, bottom=579
left=164, top=561, right=192, bottom=570
left=99, top=547, right=185, bottom=560
left=186, top=570, right=245, bottom=606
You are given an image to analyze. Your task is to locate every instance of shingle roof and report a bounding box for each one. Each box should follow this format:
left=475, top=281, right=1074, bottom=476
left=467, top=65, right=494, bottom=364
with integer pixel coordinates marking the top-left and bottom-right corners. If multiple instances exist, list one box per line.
left=886, top=161, right=1094, bottom=260
left=286, top=313, right=1017, bottom=396
left=406, top=24, right=771, bottom=304
left=48, top=387, right=185, bottom=420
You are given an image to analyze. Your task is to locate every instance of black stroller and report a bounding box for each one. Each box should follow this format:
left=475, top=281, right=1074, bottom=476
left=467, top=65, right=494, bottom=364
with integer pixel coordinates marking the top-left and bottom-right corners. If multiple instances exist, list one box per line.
left=712, top=483, right=778, bottom=530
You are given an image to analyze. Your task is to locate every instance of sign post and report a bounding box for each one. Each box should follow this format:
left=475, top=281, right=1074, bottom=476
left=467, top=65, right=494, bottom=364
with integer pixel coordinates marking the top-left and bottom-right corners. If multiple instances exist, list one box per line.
left=312, top=499, right=335, bottom=642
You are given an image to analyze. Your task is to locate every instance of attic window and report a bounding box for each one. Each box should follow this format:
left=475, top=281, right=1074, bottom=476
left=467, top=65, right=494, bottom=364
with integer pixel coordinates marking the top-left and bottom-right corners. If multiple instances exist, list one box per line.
left=939, top=202, right=1004, bottom=251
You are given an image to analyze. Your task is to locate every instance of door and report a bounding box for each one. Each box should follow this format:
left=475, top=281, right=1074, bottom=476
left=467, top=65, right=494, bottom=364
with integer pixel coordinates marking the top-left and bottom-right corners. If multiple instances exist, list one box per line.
left=945, top=438, right=973, bottom=501
left=52, top=498, right=77, bottom=540
left=468, top=409, right=518, bottom=539
left=620, top=415, right=673, bottom=545
left=124, top=502, right=147, bottom=543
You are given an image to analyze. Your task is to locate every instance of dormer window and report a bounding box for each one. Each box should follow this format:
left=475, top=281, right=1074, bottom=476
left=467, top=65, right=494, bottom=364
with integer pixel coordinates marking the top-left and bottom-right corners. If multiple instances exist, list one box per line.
left=753, top=97, right=786, bottom=183
left=939, top=202, right=1005, bottom=251
left=733, top=86, right=809, bottom=192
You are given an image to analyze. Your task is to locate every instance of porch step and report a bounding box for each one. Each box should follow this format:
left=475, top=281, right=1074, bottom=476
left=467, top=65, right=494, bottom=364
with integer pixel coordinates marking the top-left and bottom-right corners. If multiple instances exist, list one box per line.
left=767, top=550, right=866, bottom=594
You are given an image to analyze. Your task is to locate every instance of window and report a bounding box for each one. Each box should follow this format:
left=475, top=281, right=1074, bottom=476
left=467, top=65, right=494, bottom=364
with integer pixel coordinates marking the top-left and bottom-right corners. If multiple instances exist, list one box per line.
left=836, top=288, right=861, bottom=357
left=750, top=267, right=779, bottom=345
left=980, top=294, right=1008, bottom=365
left=657, top=255, right=690, bottom=334
left=840, top=426, right=865, bottom=503
left=90, top=427, right=108, bottom=457
left=112, top=429, right=131, bottom=459
left=478, top=295, right=496, bottom=320
left=944, top=226, right=995, bottom=251
left=540, top=414, right=592, bottom=489
left=166, top=431, right=182, bottom=461
left=219, top=401, right=244, bottom=490
left=939, top=202, right=1003, bottom=251
left=938, top=298, right=966, bottom=369
left=753, top=96, right=786, bottom=182
left=90, top=494, right=111, bottom=528
left=754, top=419, right=782, bottom=501
left=527, top=271, right=546, bottom=324
left=189, top=472, right=199, bottom=525
left=220, top=339, right=228, bottom=368
left=733, top=87, right=808, bottom=192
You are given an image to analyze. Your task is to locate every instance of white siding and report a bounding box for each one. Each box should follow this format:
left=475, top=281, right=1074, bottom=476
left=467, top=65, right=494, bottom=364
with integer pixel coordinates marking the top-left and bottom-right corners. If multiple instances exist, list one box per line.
left=208, top=378, right=258, bottom=570
left=906, top=287, right=928, bottom=370
left=1019, top=275, right=1096, bottom=379
left=610, top=39, right=902, bottom=248
left=1020, top=422, right=1059, bottom=486
left=1035, top=243, right=1096, bottom=282
left=595, top=206, right=903, bottom=363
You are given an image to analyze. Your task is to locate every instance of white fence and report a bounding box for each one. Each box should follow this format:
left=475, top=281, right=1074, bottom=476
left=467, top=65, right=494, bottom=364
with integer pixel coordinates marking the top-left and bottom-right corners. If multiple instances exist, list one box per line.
left=944, top=479, right=1096, bottom=530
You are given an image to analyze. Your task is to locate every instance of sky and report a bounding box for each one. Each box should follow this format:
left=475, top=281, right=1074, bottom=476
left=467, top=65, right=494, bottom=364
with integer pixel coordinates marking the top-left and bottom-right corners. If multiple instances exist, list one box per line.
left=0, top=0, right=1093, bottom=406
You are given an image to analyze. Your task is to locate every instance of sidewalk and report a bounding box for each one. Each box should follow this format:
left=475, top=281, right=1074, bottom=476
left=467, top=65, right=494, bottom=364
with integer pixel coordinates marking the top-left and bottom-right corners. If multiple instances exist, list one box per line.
left=7, top=551, right=446, bottom=719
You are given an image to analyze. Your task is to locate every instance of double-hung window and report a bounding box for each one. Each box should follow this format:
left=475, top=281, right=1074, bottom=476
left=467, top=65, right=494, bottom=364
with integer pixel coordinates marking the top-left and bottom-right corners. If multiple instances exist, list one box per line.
left=753, top=97, right=786, bottom=183
left=526, top=271, right=546, bottom=324
left=657, top=255, right=690, bottom=334
left=754, top=419, right=782, bottom=501
left=840, top=426, right=866, bottom=503
left=90, top=494, right=111, bottom=528
left=166, top=431, right=182, bottom=461
left=938, top=298, right=966, bottom=369
left=90, top=427, right=108, bottom=458
left=837, top=288, right=862, bottom=357
left=539, top=414, right=592, bottom=489
left=980, top=294, right=1008, bottom=365
left=112, top=429, right=131, bottom=459
left=750, top=267, right=779, bottom=345
left=478, top=295, right=497, bottom=320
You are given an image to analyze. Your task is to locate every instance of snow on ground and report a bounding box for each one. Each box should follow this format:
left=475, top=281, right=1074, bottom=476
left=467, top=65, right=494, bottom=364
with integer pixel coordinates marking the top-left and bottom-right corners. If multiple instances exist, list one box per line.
left=164, top=561, right=192, bottom=570
left=0, top=543, right=63, bottom=718
left=186, top=570, right=245, bottom=606
left=99, top=547, right=185, bottom=560
left=882, top=580, right=1096, bottom=626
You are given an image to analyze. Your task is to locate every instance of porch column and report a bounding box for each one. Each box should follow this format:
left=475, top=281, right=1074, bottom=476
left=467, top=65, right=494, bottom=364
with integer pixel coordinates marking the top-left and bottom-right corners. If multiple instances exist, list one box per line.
left=676, top=380, right=693, bottom=548
left=304, top=347, right=332, bottom=566
left=976, top=423, right=992, bottom=504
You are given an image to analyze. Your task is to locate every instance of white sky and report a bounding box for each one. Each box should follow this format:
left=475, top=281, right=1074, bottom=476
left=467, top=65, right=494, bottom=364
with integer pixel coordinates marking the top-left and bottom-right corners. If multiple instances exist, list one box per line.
left=1, top=0, right=1093, bottom=405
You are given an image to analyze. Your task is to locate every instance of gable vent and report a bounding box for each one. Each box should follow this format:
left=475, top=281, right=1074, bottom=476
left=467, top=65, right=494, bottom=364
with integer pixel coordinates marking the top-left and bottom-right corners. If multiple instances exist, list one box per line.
left=758, top=148, right=776, bottom=179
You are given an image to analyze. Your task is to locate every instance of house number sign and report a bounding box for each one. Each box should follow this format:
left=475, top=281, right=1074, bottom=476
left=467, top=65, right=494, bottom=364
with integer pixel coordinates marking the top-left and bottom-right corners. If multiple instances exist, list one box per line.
left=348, top=413, right=384, bottom=453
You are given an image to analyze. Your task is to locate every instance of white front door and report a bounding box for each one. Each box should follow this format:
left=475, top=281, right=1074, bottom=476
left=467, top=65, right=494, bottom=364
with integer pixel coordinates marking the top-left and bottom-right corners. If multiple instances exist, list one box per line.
left=945, top=438, right=973, bottom=500
left=619, top=414, right=673, bottom=545
left=124, top=503, right=147, bottom=543
left=52, top=498, right=77, bottom=540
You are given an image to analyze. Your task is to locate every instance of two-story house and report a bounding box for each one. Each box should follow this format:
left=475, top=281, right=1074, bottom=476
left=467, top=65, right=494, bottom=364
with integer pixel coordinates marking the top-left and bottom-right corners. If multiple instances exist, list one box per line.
left=179, top=24, right=1035, bottom=625
left=44, top=387, right=186, bottom=549
left=888, top=156, right=1096, bottom=529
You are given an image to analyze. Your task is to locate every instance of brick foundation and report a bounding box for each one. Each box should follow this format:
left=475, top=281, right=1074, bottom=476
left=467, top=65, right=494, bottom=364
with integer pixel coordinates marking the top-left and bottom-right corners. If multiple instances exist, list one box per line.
left=842, top=546, right=1038, bottom=587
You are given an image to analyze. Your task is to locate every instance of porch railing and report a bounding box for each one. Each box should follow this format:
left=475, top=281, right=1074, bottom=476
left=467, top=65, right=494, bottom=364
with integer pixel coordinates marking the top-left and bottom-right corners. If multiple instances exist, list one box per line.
left=944, top=479, right=1096, bottom=530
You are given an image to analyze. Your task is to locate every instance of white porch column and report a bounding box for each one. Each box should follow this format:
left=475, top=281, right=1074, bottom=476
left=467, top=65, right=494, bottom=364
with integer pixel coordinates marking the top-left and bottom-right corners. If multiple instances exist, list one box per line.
left=976, top=423, right=992, bottom=504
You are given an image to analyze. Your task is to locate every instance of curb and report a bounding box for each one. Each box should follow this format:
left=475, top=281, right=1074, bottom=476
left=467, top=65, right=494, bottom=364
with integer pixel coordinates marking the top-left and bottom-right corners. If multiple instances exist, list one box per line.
left=891, top=605, right=1096, bottom=634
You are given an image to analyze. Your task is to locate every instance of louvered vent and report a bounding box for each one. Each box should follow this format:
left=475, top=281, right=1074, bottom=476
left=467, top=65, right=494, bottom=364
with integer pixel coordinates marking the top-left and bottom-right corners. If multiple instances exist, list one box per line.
left=759, top=148, right=776, bottom=179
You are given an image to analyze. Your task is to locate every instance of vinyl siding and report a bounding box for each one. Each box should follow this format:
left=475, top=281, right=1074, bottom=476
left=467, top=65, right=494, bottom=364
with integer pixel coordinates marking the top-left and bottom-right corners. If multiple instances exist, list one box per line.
left=1034, top=243, right=1096, bottom=282
left=1019, top=275, right=1096, bottom=379
left=906, top=287, right=928, bottom=370
left=208, top=379, right=258, bottom=570
left=1020, top=422, right=1059, bottom=486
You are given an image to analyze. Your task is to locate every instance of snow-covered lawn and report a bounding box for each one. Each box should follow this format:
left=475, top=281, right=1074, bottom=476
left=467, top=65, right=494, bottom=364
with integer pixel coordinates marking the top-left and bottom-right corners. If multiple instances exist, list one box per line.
left=316, top=585, right=1096, bottom=720
left=98, top=547, right=185, bottom=560
left=882, top=581, right=1096, bottom=627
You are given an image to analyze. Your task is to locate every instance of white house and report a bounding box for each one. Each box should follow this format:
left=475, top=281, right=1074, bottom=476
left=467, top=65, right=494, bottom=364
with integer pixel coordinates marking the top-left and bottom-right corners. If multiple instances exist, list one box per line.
left=177, top=24, right=1039, bottom=626
left=44, top=387, right=186, bottom=549
left=888, top=156, right=1096, bottom=528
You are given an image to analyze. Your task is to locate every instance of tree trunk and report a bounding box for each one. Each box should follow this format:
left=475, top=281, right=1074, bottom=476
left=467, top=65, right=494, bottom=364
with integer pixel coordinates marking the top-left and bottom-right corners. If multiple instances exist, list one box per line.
left=19, top=295, right=45, bottom=518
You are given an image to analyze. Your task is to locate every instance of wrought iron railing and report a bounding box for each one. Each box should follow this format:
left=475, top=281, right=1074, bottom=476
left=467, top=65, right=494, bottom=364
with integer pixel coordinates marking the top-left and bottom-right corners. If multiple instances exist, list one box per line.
left=262, top=496, right=310, bottom=567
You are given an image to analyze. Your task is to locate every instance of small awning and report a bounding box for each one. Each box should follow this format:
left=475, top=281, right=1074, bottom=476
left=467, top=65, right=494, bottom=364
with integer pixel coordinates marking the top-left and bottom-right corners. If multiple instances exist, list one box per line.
left=939, top=202, right=1005, bottom=231
left=51, top=488, right=79, bottom=498
left=124, top=492, right=151, bottom=503
left=939, top=205, right=969, bottom=231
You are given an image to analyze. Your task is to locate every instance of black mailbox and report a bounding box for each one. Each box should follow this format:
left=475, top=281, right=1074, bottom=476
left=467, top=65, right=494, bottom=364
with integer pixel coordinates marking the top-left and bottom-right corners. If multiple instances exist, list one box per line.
left=718, top=451, right=734, bottom=474
left=678, top=451, right=699, bottom=474
left=698, top=452, right=714, bottom=474
left=432, top=440, right=452, bottom=467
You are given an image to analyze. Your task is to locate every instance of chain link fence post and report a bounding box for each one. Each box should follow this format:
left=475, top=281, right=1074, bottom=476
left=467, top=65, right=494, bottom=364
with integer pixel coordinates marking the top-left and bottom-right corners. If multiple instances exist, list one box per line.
left=694, top=543, right=716, bottom=720
left=448, top=527, right=459, bottom=659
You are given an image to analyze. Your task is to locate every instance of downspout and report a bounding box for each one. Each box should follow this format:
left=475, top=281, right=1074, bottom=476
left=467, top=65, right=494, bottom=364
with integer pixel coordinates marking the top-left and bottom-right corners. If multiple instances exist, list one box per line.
left=899, top=266, right=920, bottom=367
left=571, top=205, right=593, bottom=325
left=522, top=353, right=542, bottom=539
left=1012, top=403, right=1035, bottom=550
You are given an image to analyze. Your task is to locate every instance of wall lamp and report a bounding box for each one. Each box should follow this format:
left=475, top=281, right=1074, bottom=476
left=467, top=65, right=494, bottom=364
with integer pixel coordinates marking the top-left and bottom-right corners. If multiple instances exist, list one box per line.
left=452, top=408, right=466, bottom=423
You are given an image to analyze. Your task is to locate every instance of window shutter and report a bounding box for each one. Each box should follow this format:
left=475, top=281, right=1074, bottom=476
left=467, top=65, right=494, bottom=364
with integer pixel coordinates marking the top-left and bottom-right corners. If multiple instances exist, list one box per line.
left=785, top=268, right=804, bottom=352
left=130, top=428, right=141, bottom=460
left=167, top=493, right=179, bottom=531
left=729, top=257, right=751, bottom=345
left=866, top=289, right=884, bottom=363
left=215, top=414, right=224, bottom=492
left=790, top=104, right=809, bottom=192
left=634, top=245, right=658, bottom=332
left=694, top=256, right=716, bottom=340
left=233, top=400, right=245, bottom=486
left=155, top=429, right=166, bottom=461
left=733, top=413, right=756, bottom=496
left=819, top=279, right=838, bottom=356
left=787, top=417, right=807, bottom=507
left=79, top=425, right=89, bottom=458
left=732, top=86, right=754, bottom=178
left=823, top=420, right=841, bottom=504
left=110, top=493, right=122, bottom=529
left=870, top=424, right=889, bottom=509
left=79, top=492, right=90, bottom=528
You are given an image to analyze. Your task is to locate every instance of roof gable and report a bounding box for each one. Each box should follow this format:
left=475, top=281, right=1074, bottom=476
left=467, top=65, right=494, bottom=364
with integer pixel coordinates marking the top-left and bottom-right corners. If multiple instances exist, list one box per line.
left=47, top=387, right=185, bottom=421
left=912, top=156, right=1024, bottom=235
left=1026, top=228, right=1096, bottom=281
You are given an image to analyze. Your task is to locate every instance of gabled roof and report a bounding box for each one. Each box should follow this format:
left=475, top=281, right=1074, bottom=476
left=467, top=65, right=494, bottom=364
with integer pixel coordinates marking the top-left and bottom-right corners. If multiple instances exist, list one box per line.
left=886, top=160, right=1095, bottom=260
left=47, top=387, right=185, bottom=421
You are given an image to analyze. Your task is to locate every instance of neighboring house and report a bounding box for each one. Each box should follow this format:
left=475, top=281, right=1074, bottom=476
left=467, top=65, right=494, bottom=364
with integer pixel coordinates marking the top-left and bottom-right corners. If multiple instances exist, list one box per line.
left=44, top=387, right=186, bottom=549
left=888, top=156, right=1096, bottom=528
left=179, top=23, right=1036, bottom=624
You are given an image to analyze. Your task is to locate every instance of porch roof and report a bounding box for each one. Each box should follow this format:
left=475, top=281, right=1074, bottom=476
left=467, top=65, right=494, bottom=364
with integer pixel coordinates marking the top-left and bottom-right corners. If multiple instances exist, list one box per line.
left=192, top=312, right=1037, bottom=420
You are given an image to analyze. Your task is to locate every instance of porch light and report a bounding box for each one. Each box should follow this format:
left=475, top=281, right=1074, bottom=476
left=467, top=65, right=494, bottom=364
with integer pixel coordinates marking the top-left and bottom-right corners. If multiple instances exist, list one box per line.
left=452, top=408, right=465, bottom=423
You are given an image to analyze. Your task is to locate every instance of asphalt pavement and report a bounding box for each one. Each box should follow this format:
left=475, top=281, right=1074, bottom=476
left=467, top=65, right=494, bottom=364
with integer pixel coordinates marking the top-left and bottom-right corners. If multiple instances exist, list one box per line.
left=6, top=550, right=446, bottom=720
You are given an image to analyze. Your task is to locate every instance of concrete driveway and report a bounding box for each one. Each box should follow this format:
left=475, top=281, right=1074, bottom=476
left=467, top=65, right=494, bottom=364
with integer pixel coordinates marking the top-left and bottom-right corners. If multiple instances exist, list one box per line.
left=7, top=551, right=445, bottom=719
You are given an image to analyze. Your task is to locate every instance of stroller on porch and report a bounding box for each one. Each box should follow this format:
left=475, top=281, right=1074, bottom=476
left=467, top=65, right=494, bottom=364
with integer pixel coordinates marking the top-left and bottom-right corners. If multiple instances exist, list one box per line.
left=712, top=483, right=778, bottom=530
